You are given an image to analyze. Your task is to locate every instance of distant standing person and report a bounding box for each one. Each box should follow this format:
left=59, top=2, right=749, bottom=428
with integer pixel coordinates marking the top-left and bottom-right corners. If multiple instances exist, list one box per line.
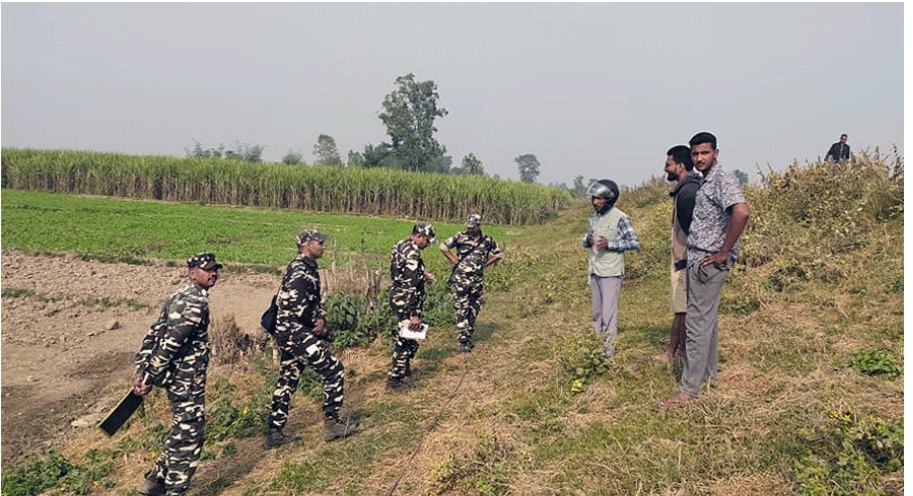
left=660, top=132, right=750, bottom=409
left=134, top=253, right=222, bottom=496
left=653, top=146, right=702, bottom=363
left=582, top=180, right=641, bottom=357
left=825, top=134, right=851, bottom=162
left=387, top=222, right=437, bottom=392
left=265, top=229, right=359, bottom=449
left=439, top=213, right=503, bottom=352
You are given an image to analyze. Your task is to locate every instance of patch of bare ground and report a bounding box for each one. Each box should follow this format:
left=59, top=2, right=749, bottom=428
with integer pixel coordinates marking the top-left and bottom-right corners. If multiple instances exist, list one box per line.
left=1, top=249, right=277, bottom=467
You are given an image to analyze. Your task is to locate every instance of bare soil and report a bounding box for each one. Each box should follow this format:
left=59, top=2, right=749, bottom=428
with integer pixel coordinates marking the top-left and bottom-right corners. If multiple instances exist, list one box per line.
left=1, top=249, right=279, bottom=468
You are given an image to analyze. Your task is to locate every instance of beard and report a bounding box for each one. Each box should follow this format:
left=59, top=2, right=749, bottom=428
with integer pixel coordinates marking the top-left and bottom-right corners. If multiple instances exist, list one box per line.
left=666, top=171, right=678, bottom=182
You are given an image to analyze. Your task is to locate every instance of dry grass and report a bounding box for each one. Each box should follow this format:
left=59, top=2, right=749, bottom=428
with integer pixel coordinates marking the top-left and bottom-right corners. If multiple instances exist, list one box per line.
left=12, top=156, right=903, bottom=496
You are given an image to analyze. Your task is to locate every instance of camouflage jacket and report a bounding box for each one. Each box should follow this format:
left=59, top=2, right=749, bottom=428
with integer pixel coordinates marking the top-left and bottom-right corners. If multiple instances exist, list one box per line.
left=442, top=231, right=502, bottom=283
left=390, top=237, right=426, bottom=318
left=135, top=281, right=211, bottom=387
left=276, top=254, right=326, bottom=333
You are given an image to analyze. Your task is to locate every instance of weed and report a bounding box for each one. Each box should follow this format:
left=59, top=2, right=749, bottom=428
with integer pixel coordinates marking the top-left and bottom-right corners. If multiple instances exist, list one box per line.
left=0, top=447, right=115, bottom=496
left=429, top=430, right=514, bottom=495
left=848, top=348, right=903, bottom=380
left=1, top=288, right=33, bottom=298
left=791, top=405, right=903, bottom=495
left=205, top=377, right=271, bottom=443
left=553, top=330, right=609, bottom=393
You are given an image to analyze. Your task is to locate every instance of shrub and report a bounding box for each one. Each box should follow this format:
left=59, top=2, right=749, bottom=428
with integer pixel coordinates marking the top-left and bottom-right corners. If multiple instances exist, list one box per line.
left=324, top=292, right=382, bottom=348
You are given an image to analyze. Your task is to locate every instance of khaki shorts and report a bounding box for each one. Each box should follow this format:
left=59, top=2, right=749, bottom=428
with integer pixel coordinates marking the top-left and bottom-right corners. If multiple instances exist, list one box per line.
left=670, top=265, right=687, bottom=314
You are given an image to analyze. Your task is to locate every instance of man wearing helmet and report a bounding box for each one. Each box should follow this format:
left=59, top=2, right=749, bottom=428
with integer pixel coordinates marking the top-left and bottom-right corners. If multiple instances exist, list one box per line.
left=582, top=179, right=641, bottom=357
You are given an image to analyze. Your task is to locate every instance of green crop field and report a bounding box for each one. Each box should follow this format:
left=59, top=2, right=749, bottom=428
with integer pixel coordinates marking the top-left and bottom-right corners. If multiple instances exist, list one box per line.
left=1, top=148, right=572, bottom=226
left=0, top=189, right=511, bottom=269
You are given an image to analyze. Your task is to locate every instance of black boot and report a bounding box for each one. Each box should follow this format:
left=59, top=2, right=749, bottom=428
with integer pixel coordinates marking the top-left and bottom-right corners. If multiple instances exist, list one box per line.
left=386, top=377, right=414, bottom=392
left=264, top=427, right=302, bottom=450
left=138, top=474, right=165, bottom=496
left=324, top=417, right=360, bottom=441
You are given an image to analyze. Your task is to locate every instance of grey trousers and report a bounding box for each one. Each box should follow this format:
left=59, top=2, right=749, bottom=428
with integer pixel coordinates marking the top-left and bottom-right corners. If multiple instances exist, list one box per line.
left=680, top=262, right=727, bottom=397
left=589, top=274, right=622, bottom=353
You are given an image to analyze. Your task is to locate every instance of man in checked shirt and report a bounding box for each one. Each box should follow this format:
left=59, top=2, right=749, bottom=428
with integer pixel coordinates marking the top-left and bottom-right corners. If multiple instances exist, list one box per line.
left=581, top=179, right=641, bottom=358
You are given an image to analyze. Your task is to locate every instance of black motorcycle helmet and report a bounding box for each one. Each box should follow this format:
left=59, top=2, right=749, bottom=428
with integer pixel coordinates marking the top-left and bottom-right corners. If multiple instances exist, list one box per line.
left=585, top=179, right=619, bottom=214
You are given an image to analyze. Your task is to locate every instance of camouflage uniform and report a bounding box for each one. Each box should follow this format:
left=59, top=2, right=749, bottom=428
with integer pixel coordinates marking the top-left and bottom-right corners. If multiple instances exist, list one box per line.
left=388, top=229, right=432, bottom=380
left=441, top=224, right=502, bottom=348
left=135, top=255, right=217, bottom=496
left=269, top=252, right=345, bottom=430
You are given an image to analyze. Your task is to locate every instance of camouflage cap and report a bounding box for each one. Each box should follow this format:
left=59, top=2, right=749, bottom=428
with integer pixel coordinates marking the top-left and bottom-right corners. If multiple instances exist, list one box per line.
left=413, top=221, right=436, bottom=243
left=465, top=213, right=482, bottom=228
left=297, top=228, right=328, bottom=246
left=186, top=252, right=223, bottom=271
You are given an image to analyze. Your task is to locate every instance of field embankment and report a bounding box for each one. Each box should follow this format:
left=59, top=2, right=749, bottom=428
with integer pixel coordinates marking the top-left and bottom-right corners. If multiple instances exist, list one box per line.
left=0, top=151, right=903, bottom=495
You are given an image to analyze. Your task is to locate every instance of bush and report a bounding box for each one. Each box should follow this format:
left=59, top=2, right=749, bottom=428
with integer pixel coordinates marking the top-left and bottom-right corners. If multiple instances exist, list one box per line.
left=324, top=292, right=388, bottom=348
left=324, top=284, right=455, bottom=350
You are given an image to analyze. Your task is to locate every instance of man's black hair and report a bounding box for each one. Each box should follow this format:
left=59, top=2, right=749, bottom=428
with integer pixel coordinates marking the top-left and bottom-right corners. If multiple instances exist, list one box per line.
left=688, top=132, right=717, bottom=150
left=666, top=145, right=694, bottom=171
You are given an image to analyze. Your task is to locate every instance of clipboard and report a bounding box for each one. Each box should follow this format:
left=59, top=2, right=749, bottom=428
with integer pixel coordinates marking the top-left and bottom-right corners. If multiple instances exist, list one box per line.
left=98, top=389, right=144, bottom=436
left=398, top=321, right=428, bottom=340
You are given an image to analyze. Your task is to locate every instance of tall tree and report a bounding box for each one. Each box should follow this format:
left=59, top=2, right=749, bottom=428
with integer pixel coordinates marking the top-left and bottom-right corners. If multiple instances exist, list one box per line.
left=186, top=140, right=264, bottom=163
left=515, top=154, right=541, bottom=183
left=185, top=140, right=224, bottom=159
left=225, top=141, right=264, bottom=163
left=461, top=153, right=485, bottom=175
left=572, top=175, right=587, bottom=196
left=426, top=155, right=453, bottom=174
left=378, top=73, right=449, bottom=172
left=282, top=150, right=303, bottom=166
left=361, top=143, right=394, bottom=168
left=347, top=150, right=364, bottom=168
left=313, top=134, right=342, bottom=166
left=733, top=169, right=749, bottom=185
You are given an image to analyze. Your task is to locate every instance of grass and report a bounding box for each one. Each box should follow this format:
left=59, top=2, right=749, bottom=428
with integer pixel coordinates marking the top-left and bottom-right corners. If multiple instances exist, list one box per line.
left=0, top=152, right=903, bottom=495
left=0, top=189, right=509, bottom=270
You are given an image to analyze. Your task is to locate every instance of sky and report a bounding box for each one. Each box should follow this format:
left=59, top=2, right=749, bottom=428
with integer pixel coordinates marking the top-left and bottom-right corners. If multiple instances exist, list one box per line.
left=1, top=2, right=904, bottom=188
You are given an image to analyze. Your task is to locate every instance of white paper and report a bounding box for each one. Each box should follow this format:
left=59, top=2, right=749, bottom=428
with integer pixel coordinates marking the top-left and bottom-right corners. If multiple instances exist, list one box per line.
left=398, top=321, right=428, bottom=340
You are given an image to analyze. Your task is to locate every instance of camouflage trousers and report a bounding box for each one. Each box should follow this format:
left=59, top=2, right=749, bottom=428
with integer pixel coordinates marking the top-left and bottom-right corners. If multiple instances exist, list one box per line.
left=269, top=329, right=344, bottom=429
left=146, top=373, right=207, bottom=496
left=453, top=281, right=483, bottom=344
left=389, top=306, right=421, bottom=380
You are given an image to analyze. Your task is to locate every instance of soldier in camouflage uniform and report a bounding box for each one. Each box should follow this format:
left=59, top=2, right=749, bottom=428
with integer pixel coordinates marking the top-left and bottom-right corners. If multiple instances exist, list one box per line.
left=386, top=222, right=437, bottom=392
left=134, top=253, right=222, bottom=496
left=265, top=229, right=359, bottom=449
left=439, top=214, right=502, bottom=352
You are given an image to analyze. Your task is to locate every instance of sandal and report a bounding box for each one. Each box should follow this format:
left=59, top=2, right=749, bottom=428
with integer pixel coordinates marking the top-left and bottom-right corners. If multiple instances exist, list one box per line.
left=651, top=352, right=672, bottom=363
left=659, top=393, right=697, bottom=410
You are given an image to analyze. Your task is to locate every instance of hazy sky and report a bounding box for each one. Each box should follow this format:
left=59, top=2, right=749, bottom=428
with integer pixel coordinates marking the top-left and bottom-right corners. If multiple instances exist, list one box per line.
left=1, top=3, right=904, bottom=188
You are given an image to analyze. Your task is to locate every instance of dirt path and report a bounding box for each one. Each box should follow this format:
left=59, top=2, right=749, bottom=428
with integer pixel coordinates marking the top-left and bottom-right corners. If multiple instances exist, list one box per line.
left=1, top=250, right=279, bottom=467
